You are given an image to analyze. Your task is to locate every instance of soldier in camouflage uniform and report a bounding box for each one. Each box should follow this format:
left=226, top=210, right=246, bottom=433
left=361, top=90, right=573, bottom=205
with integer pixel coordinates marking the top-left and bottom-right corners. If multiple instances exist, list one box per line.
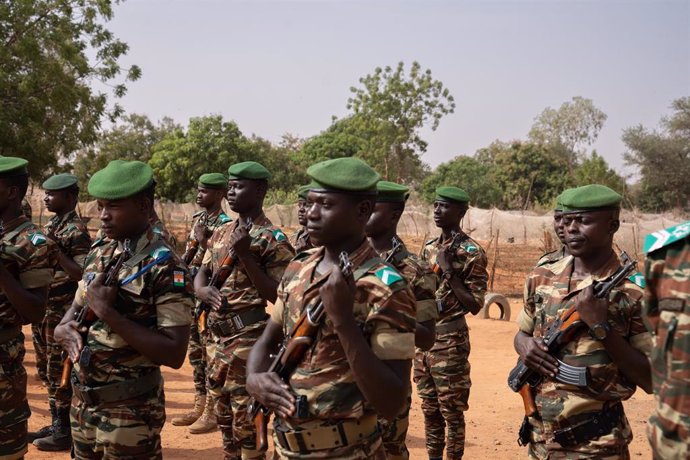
left=173, top=173, right=232, bottom=432
left=0, top=157, right=55, bottom=460
left=247, top=157, right=417, bottom=459
left=365, top=180, right=439, bottom=459
left=54, top=160, right=194, bottom=459
left=416, top=186, right=488, bottom=460
left=514, top=184, right=653, bottom=459
left=290, top=184, right=314, bottom=253
left=29, top=174, right=92, bottom=451
left=642, top=219, right=690, bottom=459
left=536, top=189, right=571, bottom=267
left=195, top=161, right=294, bottom=459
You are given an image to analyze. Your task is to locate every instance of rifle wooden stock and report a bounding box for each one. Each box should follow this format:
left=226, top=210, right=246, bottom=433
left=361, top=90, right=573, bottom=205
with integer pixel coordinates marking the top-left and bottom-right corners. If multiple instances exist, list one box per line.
left=519, top=384, right=537, bottom=417
left=182, top=239, right=199, bottom=265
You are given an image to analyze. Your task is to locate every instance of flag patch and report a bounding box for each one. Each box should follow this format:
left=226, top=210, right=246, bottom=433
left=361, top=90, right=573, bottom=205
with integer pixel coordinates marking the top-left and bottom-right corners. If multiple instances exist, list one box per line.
left=273, top=229, right=287, bottom=242
left=375, top=267, right=403, bottom=286
left=173, top=270, right=185, bottom=287
left=465, top=244, right=478, bottom=253
left=29, top=233, right=47, bottom=246
left=628, top=273, right=646, bottom=289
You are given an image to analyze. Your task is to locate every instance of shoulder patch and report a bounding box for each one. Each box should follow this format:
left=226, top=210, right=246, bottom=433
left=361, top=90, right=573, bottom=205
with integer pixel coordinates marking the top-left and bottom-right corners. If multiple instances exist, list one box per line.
left=218, top=213, right=231, bottom=224
left=272, top=228, right=287, bottom=242
left=29, top=232, right=47, bottom=246
left=628, top=272, right=646, bottom=289
left=464, top=244, right=478, bottom=253
left=173, top=269, right=185, bottom=288
left=375, top=267, right=404, bottom=286
left=644, top=220, right=690, bottom=254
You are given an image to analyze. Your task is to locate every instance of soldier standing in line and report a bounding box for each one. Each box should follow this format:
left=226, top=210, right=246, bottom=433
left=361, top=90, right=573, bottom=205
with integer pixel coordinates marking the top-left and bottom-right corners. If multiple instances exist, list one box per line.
left=0, top=157, right=55, bottom=460
left=290, top=184, right=314, bottom=253
left=246, top=157, right=417, bottom=459
left=54, top=160, right=194, bottom=459
left=195, top=161, right=294, bottom=459
left=536, top=189, right=571, bottom=267
left=365, top=180, right=439, bottom=459
left=416, top=186, right=488, bottom=460
left=513, top=184, right=652, bottom=459
left=642, top=219, right=690, bottom=459
left=172, top=173, right=232, bottom=433
left=29, top=174, right=92, bottom=451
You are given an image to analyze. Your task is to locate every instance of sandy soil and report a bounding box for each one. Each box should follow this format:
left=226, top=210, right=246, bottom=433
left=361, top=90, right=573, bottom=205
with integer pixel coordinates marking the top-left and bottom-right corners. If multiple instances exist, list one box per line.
left=24, top=300, right=654, bottom=459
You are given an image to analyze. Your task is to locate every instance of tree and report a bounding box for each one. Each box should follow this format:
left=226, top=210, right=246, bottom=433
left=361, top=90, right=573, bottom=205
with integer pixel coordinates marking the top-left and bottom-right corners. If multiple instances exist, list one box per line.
left=346, top=61, right=455, bottom=183
left=420, top=156, right=501, bottom=208
left=73, top=114, right=179, bottom=196
left=573, top=151, right=626, bottom=194
left=528, top=96, right=607, bottom=170
left=624, top=97, right=690, bottom=211
left=0, top=0, right=140, bottom=180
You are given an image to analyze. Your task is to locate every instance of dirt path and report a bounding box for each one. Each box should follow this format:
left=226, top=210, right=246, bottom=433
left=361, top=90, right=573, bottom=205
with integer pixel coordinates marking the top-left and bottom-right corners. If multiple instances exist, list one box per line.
left=24, top=301, right=654, bottom=459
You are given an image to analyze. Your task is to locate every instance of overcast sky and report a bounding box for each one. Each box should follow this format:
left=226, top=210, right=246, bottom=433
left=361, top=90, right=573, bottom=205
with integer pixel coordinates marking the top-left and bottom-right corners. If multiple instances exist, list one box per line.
left=106, top=0, right=690, bottom=175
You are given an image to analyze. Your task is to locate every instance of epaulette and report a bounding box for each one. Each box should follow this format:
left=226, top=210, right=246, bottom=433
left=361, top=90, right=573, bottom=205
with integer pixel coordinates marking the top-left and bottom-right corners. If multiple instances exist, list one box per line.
left=193, top=210, right=204, bottom=217
left=644, top=220, right=690, bottom=254
left=627, top=272, right=646, bottom=289
left=460, top=239, right=479, bottom=254
left=293, top=248, right=317, bottom=262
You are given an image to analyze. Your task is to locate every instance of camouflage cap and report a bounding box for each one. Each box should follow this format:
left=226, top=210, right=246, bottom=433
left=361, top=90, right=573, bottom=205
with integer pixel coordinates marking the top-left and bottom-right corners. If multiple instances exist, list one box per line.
left=199, top=173, right=228, bottom=188
left=227, top=161, right=271, bottom=180
left=42, top=173, right=78, bottom=191
left=87, top=160, right=154, bottom=200
left=376, top=180, right=410, bottom=203
left=0, top=157, right=28, bottom=176
left=307, top=157, right=380, bottom=194
left=560, top=184, right=622, bottom=213
left=297, top=184, right=312, bottom=200
left=435, top=186, right=469, bottom=204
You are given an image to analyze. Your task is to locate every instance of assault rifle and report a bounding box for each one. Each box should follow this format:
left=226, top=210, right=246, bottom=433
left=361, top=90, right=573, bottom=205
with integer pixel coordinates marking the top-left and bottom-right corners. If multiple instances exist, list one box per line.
left=197, top=217, right=252, bottom=334
left=59, top=239, right=133, bottom=389
left=249, top=251, right=353, bottom=451
left=508, top=252, right=637, bottom=446
left=183, top=214, right=208, bottom=265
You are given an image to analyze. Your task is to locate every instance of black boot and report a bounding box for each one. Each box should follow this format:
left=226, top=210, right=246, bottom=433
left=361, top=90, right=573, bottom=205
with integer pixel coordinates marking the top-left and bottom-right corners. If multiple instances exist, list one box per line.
left=34, top=406, right=71, bottom=451
left=27, top=401, right=55, bottom=442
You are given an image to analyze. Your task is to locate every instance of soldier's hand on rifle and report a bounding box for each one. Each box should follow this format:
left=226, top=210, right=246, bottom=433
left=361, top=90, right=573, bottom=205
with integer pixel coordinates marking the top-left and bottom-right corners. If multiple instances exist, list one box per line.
left=247, top=372, right=295, bottom=419
left=196, top=286, right=223, bottom=309
left=519, top=335, right=558, bottom=378
left=574, top=285, right=609, bottom=328
left=55, top=320, right=86, bottom=363
left=320, top=263, right=356, bottom=329
left=193, top=222, right=211, bottom=246
left=230, top=223, right=252, bottom=259
left=86, top=273, right=119, bottom=323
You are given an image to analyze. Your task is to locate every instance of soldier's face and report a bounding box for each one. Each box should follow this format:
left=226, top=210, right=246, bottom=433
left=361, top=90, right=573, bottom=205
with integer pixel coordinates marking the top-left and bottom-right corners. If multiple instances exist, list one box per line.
left=562, top=210, right=619, bottom=257
left=306, top=191, right=371, bottom=247
left=365, top=202, right=395, bottom=238
left=97, top=197, right=149, bottom=240
left=553, top=211, right=566, bottom=244
left=44, top=190, right=69, bottom=214
left=227, top=179, right=262, bottom=214
left=196, top=186, right=224, bottom=209
left=433, top=200, right=464, bottom=229
left=297, top=199, right=308, bottom=226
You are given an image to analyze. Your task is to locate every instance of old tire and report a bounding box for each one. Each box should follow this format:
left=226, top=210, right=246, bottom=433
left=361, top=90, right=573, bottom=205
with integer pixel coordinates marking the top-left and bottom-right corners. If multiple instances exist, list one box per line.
left=481, top=293, right=511, bottom=321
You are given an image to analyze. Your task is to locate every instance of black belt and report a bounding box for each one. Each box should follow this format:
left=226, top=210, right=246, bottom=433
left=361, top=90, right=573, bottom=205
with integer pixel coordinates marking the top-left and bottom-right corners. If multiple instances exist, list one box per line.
left=435, top=316, right=467, bottom=335
left=553, top=402, right=624, bottom=448
left=209, top=307, right=267, bottom=337
left=49, top=281, right=79, bottom=298
left=72, top=369, right=161, bottom=405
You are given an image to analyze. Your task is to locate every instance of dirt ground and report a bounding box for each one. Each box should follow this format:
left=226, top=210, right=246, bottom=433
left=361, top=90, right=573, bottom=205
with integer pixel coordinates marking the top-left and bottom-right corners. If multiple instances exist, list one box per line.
left=24, top=299, right=654, bottom=459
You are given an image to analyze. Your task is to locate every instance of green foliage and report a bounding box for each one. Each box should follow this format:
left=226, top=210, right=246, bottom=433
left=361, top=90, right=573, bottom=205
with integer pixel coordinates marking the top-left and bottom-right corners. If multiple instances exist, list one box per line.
left=573, top=151, right=625, bottom=193
left=420, top=156, right=501, bottom=208
left=624, top=96, right=690, bottom=211
left=0, top=0, right=140, bottom=180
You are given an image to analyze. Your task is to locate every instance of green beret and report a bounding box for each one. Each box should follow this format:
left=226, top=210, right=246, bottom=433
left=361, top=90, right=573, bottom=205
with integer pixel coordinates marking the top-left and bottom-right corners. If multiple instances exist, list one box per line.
left=88, top=160, right=154, bottom=200
left=199, top=173, right=228, bottom=188
left=376, top=181, right=409, bottom=203
left=307, top=158, right=380, bottom=194
left=435, top=186, right=469, bottom=204
left=42, top=173, right=78, bottom=191
left=554, top=188, right=574, bottom=212
left=0, top=157, right=28, bottom=176
left=227, top=161, right=271, bottom=180
left=297, top=184, right=311, bottom=200
left=560, top=184, right=622, bottom=213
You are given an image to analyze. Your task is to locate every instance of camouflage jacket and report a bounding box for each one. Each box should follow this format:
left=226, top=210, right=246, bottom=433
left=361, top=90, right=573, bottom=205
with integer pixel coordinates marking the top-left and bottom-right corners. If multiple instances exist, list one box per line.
left=535, top=246, right=568, bottom=268
left=183, top=208, right=232, bottom=270
left=642, top=220, right=690, bottom=457
left=73, top=227, right=194, bottom=386
left=269, top=239, right=416, bottom=425
left=150, top=217, right=177, bottom=250
left=379, top=240, right=439, bottom=323
left=44, top=210, right=92, bottom=305
left=290, top=227, right=314, bottom=253
left=421, top=233, right=488, bottom=324
left=201, top=213, right=294, bottom=338
left=517, top=253, right=651, bottom=451
left=0, top=216, right=55, bottom=328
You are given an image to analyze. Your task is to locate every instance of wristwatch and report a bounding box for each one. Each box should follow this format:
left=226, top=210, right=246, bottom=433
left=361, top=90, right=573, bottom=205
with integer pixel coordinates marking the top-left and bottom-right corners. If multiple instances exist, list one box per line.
left=590, top=322, right=611, bottom=341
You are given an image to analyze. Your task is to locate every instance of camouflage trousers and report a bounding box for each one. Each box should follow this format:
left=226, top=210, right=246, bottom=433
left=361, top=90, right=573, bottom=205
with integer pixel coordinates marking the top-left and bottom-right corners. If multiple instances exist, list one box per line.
left=31, top=321, right=48, bottom=385
left=188, top=310, right=208, bottom=396
left=208, top=328, right=265, bottom=460
left=379, top=388, right=412, bottom=459
left=70, top=387, right=166, bottom=459
left=0, top=333, right=30, bottom=460
left=33, top=304, right=73, bottom=410
left=414, top=328, right=471, bottom=460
